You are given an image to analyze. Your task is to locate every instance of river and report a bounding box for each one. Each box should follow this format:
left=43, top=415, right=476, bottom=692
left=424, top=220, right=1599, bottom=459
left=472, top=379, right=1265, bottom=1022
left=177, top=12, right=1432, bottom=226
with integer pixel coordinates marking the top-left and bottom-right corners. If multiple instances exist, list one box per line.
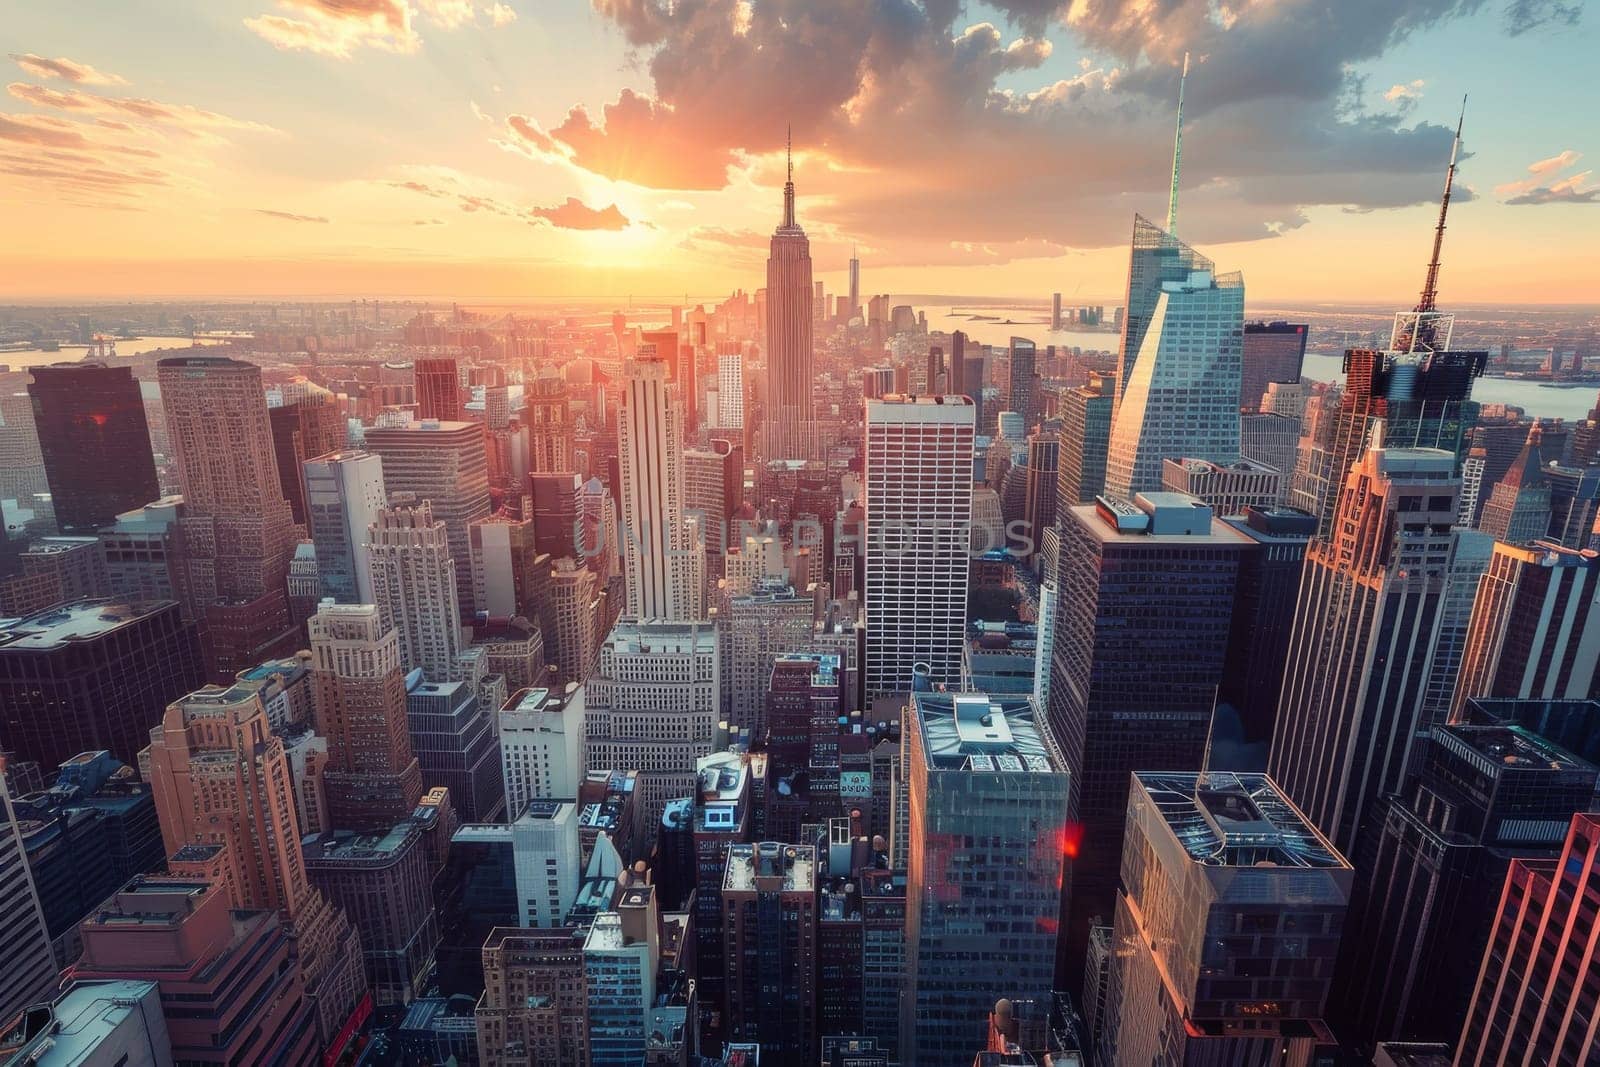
left=0, top=336, right=227, bottom=373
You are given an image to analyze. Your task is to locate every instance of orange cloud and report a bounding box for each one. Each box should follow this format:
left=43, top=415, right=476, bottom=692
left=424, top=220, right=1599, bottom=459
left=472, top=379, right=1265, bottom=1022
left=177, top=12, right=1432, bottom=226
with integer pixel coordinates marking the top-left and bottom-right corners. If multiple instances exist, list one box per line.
left=245, top=0, right=420, bottom=58
left=528, top=197, right=631, bottom=230
left=9, top=53, right=127, bottom=86
left=7, top=82, right=277, bottom=134
left=548, top=91, right=737, bottom=190
left=257, top=208, right=331, bottom=223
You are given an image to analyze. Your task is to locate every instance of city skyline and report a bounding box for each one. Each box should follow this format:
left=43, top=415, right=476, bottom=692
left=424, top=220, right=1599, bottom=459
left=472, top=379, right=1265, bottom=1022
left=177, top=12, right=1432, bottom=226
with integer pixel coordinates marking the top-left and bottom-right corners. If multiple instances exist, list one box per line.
left=2, top=1, right=1597, bottom=304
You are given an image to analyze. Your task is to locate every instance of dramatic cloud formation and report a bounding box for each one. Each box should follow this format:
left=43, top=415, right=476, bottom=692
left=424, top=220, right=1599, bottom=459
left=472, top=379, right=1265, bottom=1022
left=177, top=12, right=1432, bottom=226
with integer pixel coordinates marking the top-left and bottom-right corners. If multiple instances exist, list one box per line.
left=245, top=0, right=421, bottom=57
left=9, top=53, right=126, bottom=86
left=257, top=208, right=332, bottom=222
left=537, top=0, right=1539, bottom=259
left=528, top=197, right=631, bottom=229
left=1496, top=150, right=1596, bottom=204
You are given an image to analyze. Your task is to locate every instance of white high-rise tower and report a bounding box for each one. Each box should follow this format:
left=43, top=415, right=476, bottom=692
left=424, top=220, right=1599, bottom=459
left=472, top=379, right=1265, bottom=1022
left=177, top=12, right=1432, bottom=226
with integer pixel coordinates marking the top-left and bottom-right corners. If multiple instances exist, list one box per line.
left=619, top=348, right=701, bottom=621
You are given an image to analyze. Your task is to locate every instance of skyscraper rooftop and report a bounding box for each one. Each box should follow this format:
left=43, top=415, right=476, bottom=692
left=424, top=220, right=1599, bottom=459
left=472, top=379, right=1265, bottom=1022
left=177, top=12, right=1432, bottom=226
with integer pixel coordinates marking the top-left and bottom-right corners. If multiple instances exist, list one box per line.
left=912, top=693, right=1061, bottom=774
left=1135, top=771, right=1349, bottom=870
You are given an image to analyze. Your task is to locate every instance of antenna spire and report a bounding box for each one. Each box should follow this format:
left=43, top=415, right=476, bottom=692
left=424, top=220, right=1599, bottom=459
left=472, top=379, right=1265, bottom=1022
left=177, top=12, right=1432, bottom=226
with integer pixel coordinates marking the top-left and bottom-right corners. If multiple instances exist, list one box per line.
left=1417, top=94, right=1466, bottom=314
left=1166, top=51, right=1190, bottom=235
left=782, top=124, right=796, bottom=229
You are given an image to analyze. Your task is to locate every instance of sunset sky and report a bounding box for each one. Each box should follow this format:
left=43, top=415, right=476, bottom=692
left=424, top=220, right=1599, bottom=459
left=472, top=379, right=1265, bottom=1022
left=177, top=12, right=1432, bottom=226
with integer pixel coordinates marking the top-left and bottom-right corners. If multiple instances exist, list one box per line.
left=2, top=0, right=1596, bottom=304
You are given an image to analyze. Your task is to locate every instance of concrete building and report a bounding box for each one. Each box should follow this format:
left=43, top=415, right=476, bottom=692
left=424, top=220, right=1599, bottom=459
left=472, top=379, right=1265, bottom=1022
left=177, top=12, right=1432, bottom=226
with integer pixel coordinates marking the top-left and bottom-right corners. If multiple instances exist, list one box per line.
left=863, top=395, right=975, bottom=696
left=499, top=684, right=584, bottom=821
left=304, top=450, right=386, bottom=604
left=1098, top=772, right=1352, bottom=1063
left=144, top=684, right=368, bottom=1047
left=510, top=799, right=581, bottom=928
left=0, top=980, right=173, bottom=1066
left=308, top=601, right=424, bottom=830
left=157, top=356, right=300, bottom=681
left=364, top=419, right=491, bottom=616
left=585, top=898, right=658, bottom=1067
left=367, top=499, right=465, bottom=681
left=267, top=392, right=346, bottom=529
left=469, top=511, right=538, bottom=620
left=405, top=678, right=505, bottom=823
left=0, top=599, right=204, bottom=772
left=764, top=147, right=815, bottom=461
left=717, top=353, right=745, bottom=431
left=412, top=357, right=460, bottom=422
left=719, top=581, right=815, bottom=740
left=74, top=877, right=318, bottom=1064
left=582, top=621, right=720, bottom=838
left=475, top=927, right=590, bottom=1067
left=1057, top=372, right=1116, bottom=506
left=1159, top=456, right=1282, bottom=515
left=547, top=558, right=599, bottom=685
left=99, top=497, right=184, bottom=605
left=525, top=377, right=573, bottom=474
left=619, top=349, right=701, bottom=622
left=902, top=692, right=1069, bottom=1067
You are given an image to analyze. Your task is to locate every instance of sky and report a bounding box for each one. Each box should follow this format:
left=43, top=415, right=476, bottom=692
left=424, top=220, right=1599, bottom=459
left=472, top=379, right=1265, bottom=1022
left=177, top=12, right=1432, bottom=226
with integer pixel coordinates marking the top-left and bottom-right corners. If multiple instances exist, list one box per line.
left=1, top=0, right=1596, bottom=305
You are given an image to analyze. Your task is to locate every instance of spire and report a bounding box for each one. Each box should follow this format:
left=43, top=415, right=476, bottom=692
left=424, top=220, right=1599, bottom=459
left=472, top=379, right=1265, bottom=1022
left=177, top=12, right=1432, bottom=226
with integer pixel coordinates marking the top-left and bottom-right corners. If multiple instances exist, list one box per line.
left=1417, top=95, right=1467, bottom=314
left=782, top=124, right=796, bottom=229
left=1166, top=52, right=1190, bottom=235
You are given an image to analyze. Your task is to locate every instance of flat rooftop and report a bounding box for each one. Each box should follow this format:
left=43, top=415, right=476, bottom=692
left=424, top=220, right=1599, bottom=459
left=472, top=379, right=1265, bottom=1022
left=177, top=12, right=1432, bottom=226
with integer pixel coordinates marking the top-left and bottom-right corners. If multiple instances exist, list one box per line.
left=913, top=692, right=1063, bottom=775
left=1436, top=724, right=1592, bottom=775
left=724, top=842, right=816, bottom=893
left=1137, top=771, right=1350, bottom=870
left=0, top=599, right=178, bottom=652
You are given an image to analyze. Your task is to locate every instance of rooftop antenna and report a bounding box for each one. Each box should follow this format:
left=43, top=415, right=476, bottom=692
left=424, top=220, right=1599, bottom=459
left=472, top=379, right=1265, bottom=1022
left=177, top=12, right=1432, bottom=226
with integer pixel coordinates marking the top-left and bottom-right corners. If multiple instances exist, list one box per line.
left=782, top=124, right=796, bottom=229
left=1166, top=52, right=1190, bottom=234
left=1417, top=95, right=1467, bottom=314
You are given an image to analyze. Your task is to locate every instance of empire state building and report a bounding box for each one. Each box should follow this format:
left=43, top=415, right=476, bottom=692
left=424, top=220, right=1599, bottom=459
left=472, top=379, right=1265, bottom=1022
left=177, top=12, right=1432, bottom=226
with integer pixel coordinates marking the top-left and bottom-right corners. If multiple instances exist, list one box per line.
left=764, top=135, right=814, bottom=460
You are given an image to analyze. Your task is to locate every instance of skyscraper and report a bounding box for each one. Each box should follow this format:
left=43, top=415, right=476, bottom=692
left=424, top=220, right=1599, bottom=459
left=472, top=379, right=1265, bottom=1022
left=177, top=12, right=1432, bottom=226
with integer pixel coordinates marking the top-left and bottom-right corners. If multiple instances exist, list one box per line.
left=304, top=450, right=386, bottom=604
left=498, top=684, right=584, bottom=821
left=1005, top=337, right=1038, bottom=433
left=27, top=362, right=159, bottom=534
left=0, top=774, right=58, bottom=1028
left=764, top=137, right=814, bottom=460
left=717, top=353, right=745, bottom=431
left=1103, top=259, right=1244, bottom=498
left=1478, top=423, right=1551, bottom=544
left=1239, top=321, right=1309, bottom=412
left=524, top=376, right=573, bottom=474
left=1270, top=447, right=1460, bottom=859
left=158, top=355, right=300, bottom=680
left=364, top=419, right=491, bottom=617
left=902, top=692, right=1069, bottom=1067
left=1048, top=493, right=1251, bottom=974
left=848, top=247, right=860, bottom=323
left=413, top=357, right=460, bottom=422
left=863, top=394, right=975, bottom=697
left=268, top=392, right=346, bottom=528
left=146, top=684, right=368, bottom=1045
left=1057, top=371, right=1115, bottom=506
left=722, top=841, right=819, bottom=1063
left=1111, top=215, right=1216, bottom=403
left=366, top=500, right=464, bottom=681
left=475, top=927, right=590, bottom=1067
left=308, top=601, right=425, bottom=830
left=1450, top=540, right=1600, bottom=716
left=1456, top=812, right=1600, bottom=1064
left=618, top=349, right=700, bottom=621
left=1097, top=772, right=1352, bottom=1063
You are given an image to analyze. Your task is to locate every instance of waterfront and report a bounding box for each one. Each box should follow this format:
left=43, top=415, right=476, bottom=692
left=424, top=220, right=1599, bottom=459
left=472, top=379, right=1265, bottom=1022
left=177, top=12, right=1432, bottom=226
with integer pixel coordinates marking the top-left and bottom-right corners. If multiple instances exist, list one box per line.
left=0, top=335, right=224, bottom=372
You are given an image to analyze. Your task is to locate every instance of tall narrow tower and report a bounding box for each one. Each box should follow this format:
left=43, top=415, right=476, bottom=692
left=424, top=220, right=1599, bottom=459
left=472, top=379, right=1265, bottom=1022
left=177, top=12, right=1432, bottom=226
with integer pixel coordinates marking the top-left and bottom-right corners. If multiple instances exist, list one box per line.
left=764, top=129, right=815, bottom=460
left=848, top=246, right=860, bottom=322
left=619, top=348, right=700, bottom=622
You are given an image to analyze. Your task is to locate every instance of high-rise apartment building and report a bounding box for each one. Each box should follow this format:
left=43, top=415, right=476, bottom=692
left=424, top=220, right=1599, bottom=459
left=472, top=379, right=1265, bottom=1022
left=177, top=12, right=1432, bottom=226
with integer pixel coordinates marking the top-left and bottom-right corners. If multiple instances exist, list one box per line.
left=863, top=395, right=975, bottom=697
left=1456, top=812, right=1600, bottom=1064
left=364, top=419, right=491, bottom=616
left=157, top=355, right=300, bottom=680
left=1104, top=264, right=1244, bottom=498
left=1097, top=772, right=1352, bottom=1063
left=547, top=558, right=599, bottom=685
left=764, top=147, right=814, bottom=460
left=529, top=472, right=582, bottom=562
left=585, top=894, right=659, bottom=1067
left=717, top=353, right=745, bottom=431
left=1160, top=456, right=1282, bottom=514
left=1021, top=433, right=1059, bottom=565
left=720, top=581, right=816, bottom=740
left=582, top=620, right=719, bottom=837
left=304, top=450, right=386, bottom=604
left=902, top=692, right=1069, bottom=1067
left=618, top=350, right=700, bottom=621
left=0, top=599, right=204, bottom=772
left=524, top=376, right=573, bottom=474
left=73, top=876, right=319, bottom=1064
left=308, top=601, right=425, bottom=830
left=1239, top=320, right=1309, bottom=412
left=0, top=775, right=58, bottom=1028
left=268, top=392, right=346, bottom=528
left=413, top=357, right=460, bottom=422
left=1450, top=540, right=1600, bottom=716
left=1057, top=371, right=1115, bottom=506
left=1239, top=410, right=1300, bottom=499
left=100, top=496, right=184, bottom=604
left=469, top=511, right=538, bottom=620
left=405, top=678, right=506, bottom=823
left=27, top=362, right=159, bottom=534
left=367, top=500, right=464, bottom=681
left=145, top=684, right=368, bottom=1046
left=722, top=841, right=819, bottom=1064
left=498, top=684, right=584, bottom=821
left=1270, top=447, right=1459, bottom=859
left=1049, top=493, right=1250, bottom=968
left=685, top=439, right=742, bottom=561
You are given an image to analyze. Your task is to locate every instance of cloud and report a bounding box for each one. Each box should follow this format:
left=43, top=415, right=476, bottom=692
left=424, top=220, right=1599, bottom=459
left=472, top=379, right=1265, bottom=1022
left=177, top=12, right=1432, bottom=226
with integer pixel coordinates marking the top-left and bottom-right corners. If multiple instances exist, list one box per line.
left=245, top=0, right=421, bottom=58
left=7, top=82, right=277, bottom=135
left=0, top=112, right=91, bottom=149
left=1496, top=150, right=1594, bottom=203
left=505, top=113, right=566, bottom=157
left=528, top=197, right=631, bottom=230
left=257, top=208, right=331, bottom=222
left=1504, top=0, right=1583, bottom=34
left=419, top=0, right=474, bottom=29
left=388, top=176, right=518, bottom=216
left=1384, top=79, right=1425, bottom=111
left=413, top=217, right=447, bottom=225
left=9, top=53, right=126, bottom=86
left=488, top=3, right=517, bottom=27
left=562, top=0, right=1498, bottom=256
